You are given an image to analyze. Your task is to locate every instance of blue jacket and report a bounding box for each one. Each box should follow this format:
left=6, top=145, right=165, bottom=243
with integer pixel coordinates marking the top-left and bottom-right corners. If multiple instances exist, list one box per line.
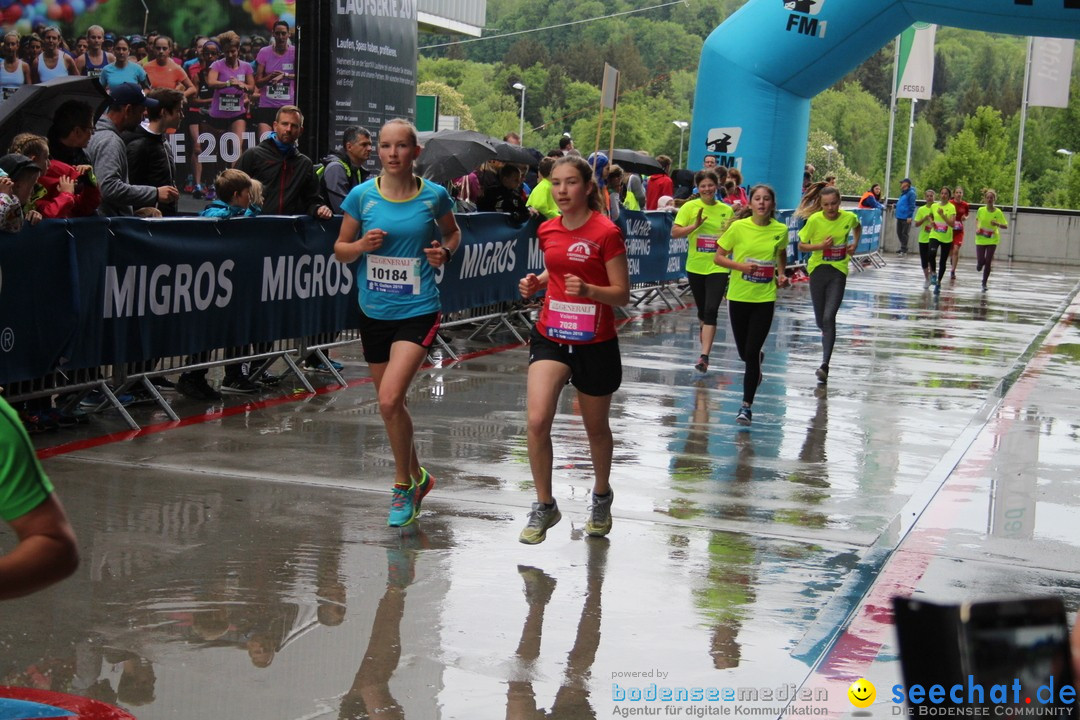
left=896, top=186, right=916, bottom=220
left=200, top=200, right=258, bottom=218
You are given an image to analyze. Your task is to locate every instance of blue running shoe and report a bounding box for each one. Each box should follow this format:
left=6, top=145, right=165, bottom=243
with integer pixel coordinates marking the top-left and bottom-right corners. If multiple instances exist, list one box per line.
left=388, top=481, right=418, bottom=527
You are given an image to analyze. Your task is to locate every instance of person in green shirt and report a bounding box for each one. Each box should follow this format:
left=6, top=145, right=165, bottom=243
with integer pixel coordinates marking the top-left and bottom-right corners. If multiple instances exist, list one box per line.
left=526, top=156, right=561, bottom=220
left=975, top=189, right=1008, bottom=291
left=1, top=395, right=79, bottom=600
left=913, top=188, right=936, bottom=288
left=928, top=186, right=956, bottom=294
left=673, top=170, right=733, bottom=373
left=713, top=184, right=790, bottom=426
left=796, top=186, right=862, bottom=384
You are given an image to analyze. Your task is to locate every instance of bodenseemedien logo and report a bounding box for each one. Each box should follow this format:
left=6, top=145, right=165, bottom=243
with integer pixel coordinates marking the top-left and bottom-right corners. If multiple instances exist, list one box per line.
left=705, top=127, right=743, bottom=169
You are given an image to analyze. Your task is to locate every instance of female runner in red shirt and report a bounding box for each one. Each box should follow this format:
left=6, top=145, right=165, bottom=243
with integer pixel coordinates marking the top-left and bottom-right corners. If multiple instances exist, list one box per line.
left=517, top=155, right=630, bottom=544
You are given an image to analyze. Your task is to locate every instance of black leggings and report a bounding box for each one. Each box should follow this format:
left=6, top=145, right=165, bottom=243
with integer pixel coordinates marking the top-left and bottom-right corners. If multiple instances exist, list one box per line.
left=976, top=244, right=997, bottom=285
left=809, top=265, right=847, bottom=367
left=918, top=242, right=932, bottom=272
left=687, top=271, right=729, bottom=326
left=728, top=300, right=774, bottom=405
left=928, top=239, right=951, bottom=282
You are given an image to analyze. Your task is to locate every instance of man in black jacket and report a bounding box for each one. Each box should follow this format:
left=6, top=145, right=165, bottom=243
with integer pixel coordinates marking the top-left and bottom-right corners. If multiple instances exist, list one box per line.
left=237, top=104, right=331, bottom=218
left=124, top=87, right=184, bottom=216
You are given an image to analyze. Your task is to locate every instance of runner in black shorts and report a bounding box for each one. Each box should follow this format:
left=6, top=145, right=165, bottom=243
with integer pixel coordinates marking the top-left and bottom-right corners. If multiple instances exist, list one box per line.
left=517, top=155, right=630, bottom=544
left=334, top=119, right=460, bottom=528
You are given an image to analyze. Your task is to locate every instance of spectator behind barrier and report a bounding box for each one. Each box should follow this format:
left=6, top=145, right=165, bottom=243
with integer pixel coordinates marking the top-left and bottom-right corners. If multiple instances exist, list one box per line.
left=200, top=168, right=257, bottom=218
left=0, top=153, right=43, bottom=231
left=320, top=125, right=372, bottom=214
left=9, top=132, right=100, bottom=219
left=87, top=83, right=179, bottom=216
left=123, top=87, right=184, bottom=216
left=237, top=104, right=330, bottom=218
left=48, top=99, right=94, bottom=168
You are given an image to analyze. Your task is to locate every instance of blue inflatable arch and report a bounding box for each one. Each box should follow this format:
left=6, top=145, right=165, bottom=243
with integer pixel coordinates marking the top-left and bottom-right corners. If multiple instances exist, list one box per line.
left=692, top=0, right=1080, bottom=208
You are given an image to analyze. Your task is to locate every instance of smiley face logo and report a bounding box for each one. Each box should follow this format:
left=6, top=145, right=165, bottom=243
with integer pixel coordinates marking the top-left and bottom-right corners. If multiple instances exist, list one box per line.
left=848, top=678, right=876, bottom=708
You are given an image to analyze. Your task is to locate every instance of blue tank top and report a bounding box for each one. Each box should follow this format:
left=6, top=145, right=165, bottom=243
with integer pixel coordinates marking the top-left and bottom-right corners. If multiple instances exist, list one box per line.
left=81, top=51, right=109, bottom=78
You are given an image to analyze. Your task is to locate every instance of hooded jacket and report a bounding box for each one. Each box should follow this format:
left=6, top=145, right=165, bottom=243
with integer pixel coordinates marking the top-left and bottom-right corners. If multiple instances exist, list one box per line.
left=86, top=114, right=158, bottom=216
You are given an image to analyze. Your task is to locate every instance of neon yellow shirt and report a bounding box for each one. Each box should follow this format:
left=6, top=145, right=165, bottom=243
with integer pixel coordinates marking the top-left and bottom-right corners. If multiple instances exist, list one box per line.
left=800, top=209, right=860, bottom=276
left=676, top=198, right=733, bottom=276
left=719, top=217, right=788, bottom=304
left=1, top=396, right=54, bottom=522
left=928, top=201, right=955, bottom=244
left=914, top=204, right=934, bottom=244
left=525, top=178, right=560, bottom=219
left=975, top=206, right=1007, bottom=245
left=623, top=189, right=640, bottom=211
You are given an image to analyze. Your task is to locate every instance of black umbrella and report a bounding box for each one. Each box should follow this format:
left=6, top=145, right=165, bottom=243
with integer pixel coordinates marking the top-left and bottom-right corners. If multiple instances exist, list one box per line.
left=493, top=141, right=538, bottom=167
left=0, top=76, right=109, bottom=154
left=415, top=129, right=499, bottom=184
left=610, top=148, right=663, bottom=176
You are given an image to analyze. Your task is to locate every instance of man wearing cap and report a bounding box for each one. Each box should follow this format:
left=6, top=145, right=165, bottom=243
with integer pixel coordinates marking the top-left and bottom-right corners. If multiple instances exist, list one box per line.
left=895, top=177, right=916, bottom=256
left=87, top=83, right=179, bottom=216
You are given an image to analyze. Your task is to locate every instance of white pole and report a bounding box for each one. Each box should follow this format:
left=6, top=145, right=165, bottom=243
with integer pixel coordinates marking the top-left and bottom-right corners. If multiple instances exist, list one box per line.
left=904, top=99, right=916, bottom=179
left=884, top=34, right=901, bottom=202
left=518, top=86, right=526, bottom=142
left=1009, top=37, right=1033, bottom=261
left=679, top=125, right=686, bottom=168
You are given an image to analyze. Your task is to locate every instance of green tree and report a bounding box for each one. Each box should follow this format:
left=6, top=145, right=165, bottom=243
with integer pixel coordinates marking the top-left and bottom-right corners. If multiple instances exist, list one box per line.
left=810, top=82, right=889, bottom=182
left=416, top=81, right=477, bottom=131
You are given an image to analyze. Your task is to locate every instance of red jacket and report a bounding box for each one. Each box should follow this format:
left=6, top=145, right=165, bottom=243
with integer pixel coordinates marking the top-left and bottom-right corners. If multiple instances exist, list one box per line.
left=36, top=158, right=101, bottom=218
left=645, top=172, right=673, bottom=210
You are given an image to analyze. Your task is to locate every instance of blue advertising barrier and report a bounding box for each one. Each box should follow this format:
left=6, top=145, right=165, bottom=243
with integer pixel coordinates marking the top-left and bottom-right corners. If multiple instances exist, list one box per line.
left=1, top=209, right=683, bottom=385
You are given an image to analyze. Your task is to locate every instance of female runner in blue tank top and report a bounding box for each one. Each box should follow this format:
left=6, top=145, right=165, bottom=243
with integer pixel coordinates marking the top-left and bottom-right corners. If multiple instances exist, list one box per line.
left=334, top=118, right=461, bottom=528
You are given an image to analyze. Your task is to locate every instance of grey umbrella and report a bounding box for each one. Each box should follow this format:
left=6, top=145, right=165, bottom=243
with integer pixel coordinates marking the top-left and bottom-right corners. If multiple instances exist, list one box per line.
left=610, top=149, right=664, bottom=176
left=0, top=76, right=109, bottom=154
left=493, top=141, right=538, bottom=167
left=415, top=129, right=499, bottom=184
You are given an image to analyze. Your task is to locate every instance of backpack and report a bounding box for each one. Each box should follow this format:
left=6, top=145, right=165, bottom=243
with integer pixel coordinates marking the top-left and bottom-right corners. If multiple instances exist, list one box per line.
left=317, top=151, right=362, bottom=206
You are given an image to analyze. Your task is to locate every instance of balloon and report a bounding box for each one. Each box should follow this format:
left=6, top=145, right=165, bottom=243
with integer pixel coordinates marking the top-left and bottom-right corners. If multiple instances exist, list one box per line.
left=5, top=3, right=19, bottom=18
left=279, top=11, right=294, bottom=26
left=46, top=2, right=61, bottom=19
left=14, top=17, right=29, bottom=32
left=60, top=3, right=72, bottom=21
left=71, top=0, right=85, bottom=12
left=271, top=0, right=286, bottom=14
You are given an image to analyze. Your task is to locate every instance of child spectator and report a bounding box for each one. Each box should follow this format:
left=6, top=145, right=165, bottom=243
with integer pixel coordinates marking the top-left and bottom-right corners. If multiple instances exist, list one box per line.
left=0, top=154, right=44, bottom=232
left=488, top=163, right=529, bottom=224
left=9, top=132, right=100, bottom=219
left=200, top=168, right=258, bottom=217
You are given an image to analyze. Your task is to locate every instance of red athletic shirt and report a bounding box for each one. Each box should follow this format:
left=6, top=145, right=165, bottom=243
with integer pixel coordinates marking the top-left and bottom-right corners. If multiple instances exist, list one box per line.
left=951, top=199, right=969, bottom=239
left=536, top=211, right=626, bottom=345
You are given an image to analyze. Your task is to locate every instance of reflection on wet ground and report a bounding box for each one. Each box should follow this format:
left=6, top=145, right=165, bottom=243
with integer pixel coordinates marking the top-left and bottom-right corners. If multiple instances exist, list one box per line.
left=3, top=258, right=1079, bottom=718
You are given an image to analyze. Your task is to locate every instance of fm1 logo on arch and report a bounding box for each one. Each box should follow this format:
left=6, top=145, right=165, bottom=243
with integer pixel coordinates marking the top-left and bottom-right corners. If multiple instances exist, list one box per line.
left=705, top=127, right=743, bottom=169
left=784, top=0, right=828, bottom=37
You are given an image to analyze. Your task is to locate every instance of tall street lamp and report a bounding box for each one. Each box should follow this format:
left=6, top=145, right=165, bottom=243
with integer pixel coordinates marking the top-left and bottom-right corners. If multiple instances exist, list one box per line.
left=512, top=82, right=526, bottom=143
left=1058, top=148, right=1074, bottom=172
left=822, top=144, right=836, bottom=168
left=673, top=120, right=688, bottom=169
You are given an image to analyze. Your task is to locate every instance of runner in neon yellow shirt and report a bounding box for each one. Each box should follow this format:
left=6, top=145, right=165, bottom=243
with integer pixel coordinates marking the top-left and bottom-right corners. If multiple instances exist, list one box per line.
left=1, top=395, right=79, bottom=599
left=673, top=169, right=733, bottom=373
left=714, top=184, right=789, bottom=426
left=796, top=186, right=861, bottom=384
left=526, top=157, right=561, bottom=220
left=913, top=188, right=936, bottom=288
left=975, top=189, right=1008, bottom=291
left=927, top=186, right=956, bottom=293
